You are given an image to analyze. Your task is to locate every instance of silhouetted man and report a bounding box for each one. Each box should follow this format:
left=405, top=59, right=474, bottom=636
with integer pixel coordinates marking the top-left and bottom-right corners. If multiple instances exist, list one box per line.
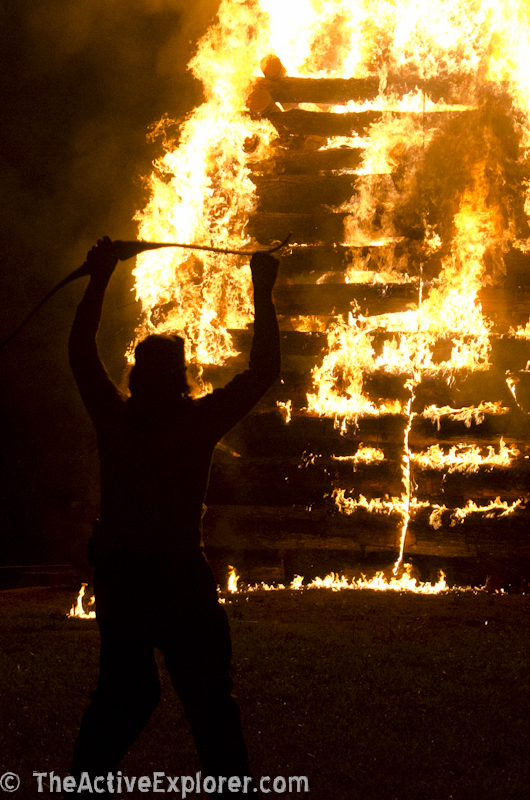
left=69, top=237, right=280, bottom=794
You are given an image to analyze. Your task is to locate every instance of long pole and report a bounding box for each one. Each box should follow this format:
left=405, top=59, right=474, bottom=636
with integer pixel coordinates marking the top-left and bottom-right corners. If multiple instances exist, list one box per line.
left=1, top=234, right=291, bottom=350
left=112, top=232, right=291, bottom=261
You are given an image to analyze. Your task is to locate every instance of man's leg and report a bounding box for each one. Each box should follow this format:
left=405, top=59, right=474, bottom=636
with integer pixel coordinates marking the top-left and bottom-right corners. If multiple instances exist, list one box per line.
left=160, top=600, right=254, bottom=791
left=71, top=614, right=161, bottom=786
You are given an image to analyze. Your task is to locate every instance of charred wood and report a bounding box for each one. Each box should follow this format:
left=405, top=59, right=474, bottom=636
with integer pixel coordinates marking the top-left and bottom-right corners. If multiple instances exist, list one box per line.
left=273, top=282, right=418, bottom=316
left=265, top=109, right=380, bottom=137
left=253, top=147, right=364, bottom=175
left=490, top=337, right=530, bottom=371
left=208, top=454, right=405, bottom=507
left=251, top=173, right=359, bottom=213
left=254, top=75, right=478, bottom=105
left=204, top=503, right=530, bottom=561
left=227, top=330, right=530, bottom=369
left=248, top=211, right=348, bottom=245
left=219, top=411, right=408, bottom=460
left=276, top=244, right=387, bottom=275
left=411, top=412, right=520, bottom=442
left=203, top=503, right=401, bottom=552
left=412, top=467, right=530, bottom=503
left=264, top=109, right=478, bottom=138
left=229, top=329, right=328, bottom=357
left=255, top=76, right=383, bottom=104
left=406, top=507, right=530, bottom=559
left=479, top=287, right=530, bottom=331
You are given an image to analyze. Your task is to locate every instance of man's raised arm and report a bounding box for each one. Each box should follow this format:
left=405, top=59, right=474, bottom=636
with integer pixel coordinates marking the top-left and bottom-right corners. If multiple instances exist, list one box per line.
left=68, top=237, right=122, bottom=419
left=248, top=251, right=281, bottom=387
left=200, top=251, right=281, bottom=434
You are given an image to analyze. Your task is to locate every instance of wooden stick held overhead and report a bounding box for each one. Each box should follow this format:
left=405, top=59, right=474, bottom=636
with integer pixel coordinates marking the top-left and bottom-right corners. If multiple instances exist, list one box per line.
left=112, top=232, right=292, bottom=261
left=1, top=234, right=291, bottom=350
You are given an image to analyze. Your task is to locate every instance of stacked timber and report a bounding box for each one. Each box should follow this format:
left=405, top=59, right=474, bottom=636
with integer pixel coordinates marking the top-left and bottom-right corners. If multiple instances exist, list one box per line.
left=203, top=69, right=530, bottom=587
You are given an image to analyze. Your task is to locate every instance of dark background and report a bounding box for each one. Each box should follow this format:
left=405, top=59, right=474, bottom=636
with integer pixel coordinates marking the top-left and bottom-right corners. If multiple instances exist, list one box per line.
left=0, top=0, right=220, bottom=566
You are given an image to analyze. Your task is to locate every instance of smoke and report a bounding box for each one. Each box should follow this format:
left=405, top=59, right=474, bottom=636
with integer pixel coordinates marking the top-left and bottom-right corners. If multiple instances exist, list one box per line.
left=1, top=0, right=220, bottom=292
left=0, top=0, right=221, bottom=564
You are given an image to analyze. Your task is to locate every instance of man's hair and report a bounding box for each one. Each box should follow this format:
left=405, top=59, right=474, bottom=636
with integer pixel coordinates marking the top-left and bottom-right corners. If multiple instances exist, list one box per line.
left=128, top=334, right=190, bottom=402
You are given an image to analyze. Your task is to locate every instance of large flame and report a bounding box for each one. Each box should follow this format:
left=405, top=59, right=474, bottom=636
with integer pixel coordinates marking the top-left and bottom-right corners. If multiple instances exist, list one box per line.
left=129, top=0, right=530, bottom=591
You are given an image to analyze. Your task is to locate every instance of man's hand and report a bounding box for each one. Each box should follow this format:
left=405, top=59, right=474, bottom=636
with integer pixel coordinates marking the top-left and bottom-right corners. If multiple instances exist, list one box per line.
left=86, top=237, right=119, bottom=281
left=250, top=252, right=279, bottom=298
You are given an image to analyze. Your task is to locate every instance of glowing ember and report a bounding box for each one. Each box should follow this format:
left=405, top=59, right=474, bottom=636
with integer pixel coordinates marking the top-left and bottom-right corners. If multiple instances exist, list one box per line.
left=276, top=399, right=292, bottom=424
left=333, top=445, right=385, bottom=464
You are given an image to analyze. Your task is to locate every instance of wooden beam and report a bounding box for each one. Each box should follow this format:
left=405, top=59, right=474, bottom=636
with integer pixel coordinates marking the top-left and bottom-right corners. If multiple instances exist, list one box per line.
left=276, top=243, right=417, bottom=276
left=265, top=108, right=380, bottom=137
left=263, top=108, right=477, bottom=138
left=273, top=282, right=418, bottom=316
left=479, top=288, right=530, bottom=331
left=251, top=173, right=359, bottom=213
left=203, top=502, right=530, bottom=561
left=248, top=211, right=348, bottom=245
left=203, top=503, right=401, bottom=551
left=256, top=76, right=382, bottom=104
left=407, top=507, right=530, bottom=559
left=252, top=147, right=364, bottom=175
left=253, top=75, right=478, bottom=105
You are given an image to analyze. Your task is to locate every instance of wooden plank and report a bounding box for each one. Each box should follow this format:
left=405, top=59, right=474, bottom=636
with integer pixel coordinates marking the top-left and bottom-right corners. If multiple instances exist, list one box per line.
left=251, top=173, right=359, bottom=213
left=253, top=147, right=364, bottom=175
left=273, top=282, right=418, bottom=316
left=411, top=410, right=524, bottom=442
left=227, top=330, right=530, bottom=391
left=249, top=211, right=427, bottom=247
left=254, top=75, right=478, bottom=105
left=256, top=76, right=382, bottom=104
left=490, top=337, right=530, bottom=371
left=230, top=329, right=328, bottom=357
left=204, top=502, right=530, bottom=560
left=406, top=507, right=530, bottom=559
left=424, top=467, right=530, bottom=499
left=203, top=503, right=401, bottom=551
left=479, top=288, right=530, bottom=331
left=204, top=501, right=530, bottom=560
left=277, top=243, right=418, bottom=276
left=265, top=109, right=381, bottom=137
left=219, top=410, right=409, bottom=458
left=264, top=108, right=477, bottom=138
left=227, top=328, right=530, bottom=367
left=207, top=448, right=530, bottom=509
left=277, top=244, right=378, bottom=275
left=248, top=211, right=349, bottom=245
left=412, top=469, right=530, bottom=505
left=208, top=454, right=405, bottom=507
left=201, top=360, right=524, bottom=438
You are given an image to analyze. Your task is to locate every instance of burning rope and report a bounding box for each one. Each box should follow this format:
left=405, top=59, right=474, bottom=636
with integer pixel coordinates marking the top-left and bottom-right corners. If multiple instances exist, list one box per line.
left=1, top=233, right=291, bottom=350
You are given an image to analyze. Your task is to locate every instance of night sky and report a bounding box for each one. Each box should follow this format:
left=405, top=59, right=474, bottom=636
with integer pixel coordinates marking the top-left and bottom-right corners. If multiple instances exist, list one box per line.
left=0, top=1, right=221, bottom=566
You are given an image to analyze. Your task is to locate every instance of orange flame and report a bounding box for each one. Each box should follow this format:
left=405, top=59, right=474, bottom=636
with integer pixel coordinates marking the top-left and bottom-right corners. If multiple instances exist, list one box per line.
left=68, top=583, right=96, bottom=620
left=227, top=565, right=240, bottom=593
left=128, top=0, right=530, bottom=592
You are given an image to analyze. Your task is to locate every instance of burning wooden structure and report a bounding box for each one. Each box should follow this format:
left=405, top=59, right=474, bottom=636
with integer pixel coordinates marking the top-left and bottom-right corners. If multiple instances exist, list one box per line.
left=132, top=1, right=530, bottom=587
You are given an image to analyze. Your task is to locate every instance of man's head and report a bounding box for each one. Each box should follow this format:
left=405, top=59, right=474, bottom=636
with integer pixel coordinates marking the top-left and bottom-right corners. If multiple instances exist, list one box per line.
left=128, top=334, right=190, bottom=402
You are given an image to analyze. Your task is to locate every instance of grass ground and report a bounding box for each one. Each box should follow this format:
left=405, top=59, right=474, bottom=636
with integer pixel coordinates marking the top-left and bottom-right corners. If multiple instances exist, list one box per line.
left=1, top=585, right=530, bottom=799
